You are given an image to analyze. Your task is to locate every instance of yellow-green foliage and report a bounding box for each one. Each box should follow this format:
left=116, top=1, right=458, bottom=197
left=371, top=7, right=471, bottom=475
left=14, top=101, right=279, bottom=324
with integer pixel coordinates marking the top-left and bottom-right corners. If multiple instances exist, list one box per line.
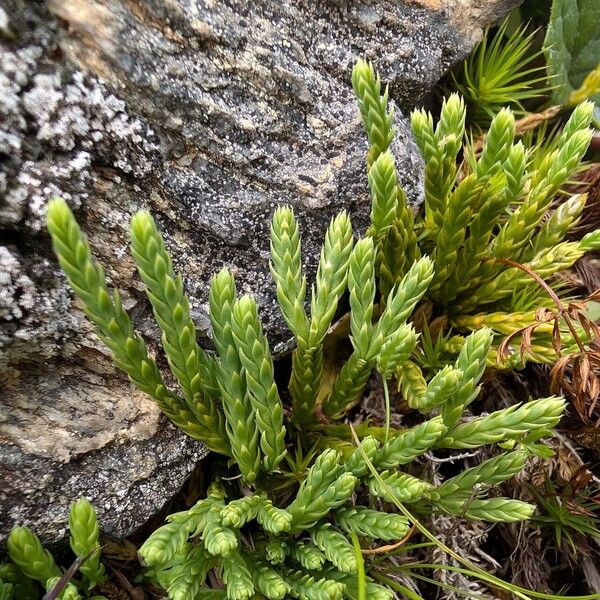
left=47, top=193, right=565, bottom=599
left=38, top=58, right=594, bottom=600
left=355, top=59, right=598, bottom=368
left=4, top=499, right=106, bottom=600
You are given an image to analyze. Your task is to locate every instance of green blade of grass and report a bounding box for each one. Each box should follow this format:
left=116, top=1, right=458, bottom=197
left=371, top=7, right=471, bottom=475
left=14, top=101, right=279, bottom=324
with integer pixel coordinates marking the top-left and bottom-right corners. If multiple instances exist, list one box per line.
left=350, top=424, right=600, bottom=600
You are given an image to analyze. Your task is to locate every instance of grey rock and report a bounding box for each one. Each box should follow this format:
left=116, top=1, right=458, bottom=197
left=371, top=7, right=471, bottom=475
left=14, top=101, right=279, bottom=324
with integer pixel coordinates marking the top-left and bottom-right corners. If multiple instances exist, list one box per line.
left=0, top=0, right=520, bottom=543
left=0, top=361, right=209, bottom=542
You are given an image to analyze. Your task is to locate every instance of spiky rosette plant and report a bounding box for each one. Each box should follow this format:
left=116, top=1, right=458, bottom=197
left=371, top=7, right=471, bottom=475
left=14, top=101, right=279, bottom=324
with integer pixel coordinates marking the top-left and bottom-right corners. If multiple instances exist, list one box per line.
left=46, top=182, right=567, bottom=599
left=3, top=499, right=106, bottom=600
left=352, top=58, right=600, bottom=372
left=449, top=18, right=551, bottom=126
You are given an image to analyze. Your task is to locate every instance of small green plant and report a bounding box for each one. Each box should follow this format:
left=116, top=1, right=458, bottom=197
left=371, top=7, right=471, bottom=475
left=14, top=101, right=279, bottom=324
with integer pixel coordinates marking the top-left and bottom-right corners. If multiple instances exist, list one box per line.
left=352, top=59, right=599, bottom=372
left=450, top=18, right=551, bottom=126
left=530, top=477, right=600, bottom=555
left=40, top=58, right=598, bottom=599
left=46, top=203, right=564, bottom=599
left=3, top=499, right=106, bottom=600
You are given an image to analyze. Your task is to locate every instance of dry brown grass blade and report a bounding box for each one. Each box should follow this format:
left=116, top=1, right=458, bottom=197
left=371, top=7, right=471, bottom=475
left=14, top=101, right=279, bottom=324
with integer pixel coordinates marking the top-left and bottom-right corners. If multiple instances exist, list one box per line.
left=568, top=465, right=594, bottom=493
left=361, top=523, right=417, bottom=555
left=514, top=105, right=563, bottom=135
left=42, top=549, right=101, bottom=600
left=494, top=259, right=600, bottom=424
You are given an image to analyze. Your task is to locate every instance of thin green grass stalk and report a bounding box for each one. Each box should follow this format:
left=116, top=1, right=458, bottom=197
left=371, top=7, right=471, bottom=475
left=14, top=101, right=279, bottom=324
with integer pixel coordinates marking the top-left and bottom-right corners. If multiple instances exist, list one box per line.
left=350, top=426, right=600, bottom=600
left=379, top=565, right=600, bottom=600
left=349, top=533, right=366, bottom=600
left=383, top=378, right=391, bottom=444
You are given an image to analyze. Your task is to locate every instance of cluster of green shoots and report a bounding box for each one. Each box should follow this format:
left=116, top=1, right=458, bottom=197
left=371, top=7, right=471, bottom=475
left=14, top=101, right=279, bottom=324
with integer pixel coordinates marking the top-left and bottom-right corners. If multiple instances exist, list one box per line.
left=44, top=195, right=566, bottom=600
left=7, top=58, right=595, bottom=600
left=351, top=60, right=599, bottom=369
left=449, top=18, right=550, bottom=125
left=2, top=499, right=106, bottom=600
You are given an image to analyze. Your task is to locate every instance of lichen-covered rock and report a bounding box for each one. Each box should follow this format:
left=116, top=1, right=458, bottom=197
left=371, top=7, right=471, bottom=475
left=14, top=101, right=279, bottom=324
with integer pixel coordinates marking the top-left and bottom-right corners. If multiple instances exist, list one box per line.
left=0, top=0, right=520, bottom=543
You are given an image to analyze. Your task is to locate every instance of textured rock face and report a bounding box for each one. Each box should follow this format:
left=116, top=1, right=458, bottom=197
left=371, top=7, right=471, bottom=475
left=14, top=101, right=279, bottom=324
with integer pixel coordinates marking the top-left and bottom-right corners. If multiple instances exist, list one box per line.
left=0, top=0, right=519, bottom=543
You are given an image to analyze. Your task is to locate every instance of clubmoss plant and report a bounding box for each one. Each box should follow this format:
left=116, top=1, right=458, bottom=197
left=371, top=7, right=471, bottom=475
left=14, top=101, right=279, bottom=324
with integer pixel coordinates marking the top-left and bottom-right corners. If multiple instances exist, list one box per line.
left=352, top=58, right=600, bottom=371
left=3, top=499, right=106, bottom=600
left=38, top=55, right=599, bottom=599
left=46, top=181, right=567, bottom=598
